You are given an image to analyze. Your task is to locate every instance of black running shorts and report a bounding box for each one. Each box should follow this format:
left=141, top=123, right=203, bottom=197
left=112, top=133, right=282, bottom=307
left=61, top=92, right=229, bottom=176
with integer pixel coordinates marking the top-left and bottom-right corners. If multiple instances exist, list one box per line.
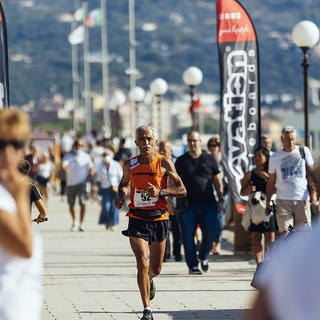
left=122, top=218, right=169, bottom=244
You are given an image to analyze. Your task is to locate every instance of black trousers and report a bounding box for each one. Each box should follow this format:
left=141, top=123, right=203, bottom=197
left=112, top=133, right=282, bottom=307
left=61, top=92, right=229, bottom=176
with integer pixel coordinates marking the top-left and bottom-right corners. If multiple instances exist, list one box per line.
left=165, top=212, right=182, bottom=259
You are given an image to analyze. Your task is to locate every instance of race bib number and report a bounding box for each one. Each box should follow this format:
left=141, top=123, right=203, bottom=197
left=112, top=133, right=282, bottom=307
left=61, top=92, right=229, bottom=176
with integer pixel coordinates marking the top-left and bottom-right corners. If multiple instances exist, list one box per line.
left=134, top=188, right=158, bottom=207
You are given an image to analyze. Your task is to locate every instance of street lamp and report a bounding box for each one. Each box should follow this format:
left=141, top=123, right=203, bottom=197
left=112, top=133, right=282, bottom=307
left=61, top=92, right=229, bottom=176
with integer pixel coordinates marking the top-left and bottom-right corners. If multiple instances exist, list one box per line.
left=129, top=86, right=145, bottom=132
left=149, top=78, right=168, bottom=140
left=292, top=20, right=320, bottom=148
left=182, top=66, right=203, bottom=131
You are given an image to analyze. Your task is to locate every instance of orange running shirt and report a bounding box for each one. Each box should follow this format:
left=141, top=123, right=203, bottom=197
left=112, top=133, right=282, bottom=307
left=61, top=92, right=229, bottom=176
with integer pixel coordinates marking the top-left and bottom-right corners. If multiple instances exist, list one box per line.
left=126, top=153, right=169, bottom=221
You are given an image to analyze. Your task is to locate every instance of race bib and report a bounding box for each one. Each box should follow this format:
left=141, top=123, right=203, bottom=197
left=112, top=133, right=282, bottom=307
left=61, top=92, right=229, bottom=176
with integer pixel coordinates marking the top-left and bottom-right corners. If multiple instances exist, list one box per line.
left=134, top=188, right=158, bottom=207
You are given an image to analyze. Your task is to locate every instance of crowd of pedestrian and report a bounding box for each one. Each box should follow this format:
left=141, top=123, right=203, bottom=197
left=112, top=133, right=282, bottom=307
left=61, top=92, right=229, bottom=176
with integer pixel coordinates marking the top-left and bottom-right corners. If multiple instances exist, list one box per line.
left=3, top=107, right=320, bottom=320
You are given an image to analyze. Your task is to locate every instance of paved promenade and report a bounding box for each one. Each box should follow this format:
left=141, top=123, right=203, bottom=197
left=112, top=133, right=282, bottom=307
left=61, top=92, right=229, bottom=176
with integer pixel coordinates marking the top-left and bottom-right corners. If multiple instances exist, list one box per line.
left=38, top=193, right=257, bottom=320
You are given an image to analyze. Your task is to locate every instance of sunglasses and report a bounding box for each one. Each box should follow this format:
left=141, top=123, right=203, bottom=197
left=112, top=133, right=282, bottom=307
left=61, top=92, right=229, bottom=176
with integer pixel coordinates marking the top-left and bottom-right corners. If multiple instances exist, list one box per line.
left=0, top=139, right=26, bottom=150
left=75, top=143, right=84, bottom=147
left=209, top=144, right=219, bottom=148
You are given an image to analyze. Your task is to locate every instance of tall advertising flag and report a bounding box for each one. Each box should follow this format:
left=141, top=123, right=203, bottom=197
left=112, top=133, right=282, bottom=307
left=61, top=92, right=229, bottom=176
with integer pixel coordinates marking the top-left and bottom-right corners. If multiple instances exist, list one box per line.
left=0, top=2, right=9, bottom=108
left=216, top=0, right=261, bottom=213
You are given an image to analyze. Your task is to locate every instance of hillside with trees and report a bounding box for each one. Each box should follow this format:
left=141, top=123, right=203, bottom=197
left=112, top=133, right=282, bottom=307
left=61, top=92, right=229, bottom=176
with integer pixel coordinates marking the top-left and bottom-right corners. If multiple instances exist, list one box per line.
left=3, top=0, right=320, bottom=106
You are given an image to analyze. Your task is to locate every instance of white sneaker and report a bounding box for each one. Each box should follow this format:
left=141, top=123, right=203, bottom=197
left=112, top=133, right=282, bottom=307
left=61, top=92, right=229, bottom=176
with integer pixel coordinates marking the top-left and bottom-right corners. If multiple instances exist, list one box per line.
left=70, top=223, right=78, bottom=232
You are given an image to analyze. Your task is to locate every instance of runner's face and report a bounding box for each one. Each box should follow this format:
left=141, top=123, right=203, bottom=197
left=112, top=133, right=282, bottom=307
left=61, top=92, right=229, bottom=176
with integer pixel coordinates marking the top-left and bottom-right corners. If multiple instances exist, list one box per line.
left=135, top=129, right=157, bottom=155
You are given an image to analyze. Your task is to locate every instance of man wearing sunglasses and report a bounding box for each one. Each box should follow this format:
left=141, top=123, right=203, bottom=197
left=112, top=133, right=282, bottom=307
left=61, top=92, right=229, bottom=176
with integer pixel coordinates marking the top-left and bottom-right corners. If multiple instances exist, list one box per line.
left=62, top=138, right=94, bottom=232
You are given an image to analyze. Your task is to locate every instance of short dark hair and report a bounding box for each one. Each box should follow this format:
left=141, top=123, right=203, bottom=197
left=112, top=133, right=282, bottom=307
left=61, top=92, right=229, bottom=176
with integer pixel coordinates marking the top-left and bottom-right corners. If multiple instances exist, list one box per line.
left=18, top=159, right=31, bottom=176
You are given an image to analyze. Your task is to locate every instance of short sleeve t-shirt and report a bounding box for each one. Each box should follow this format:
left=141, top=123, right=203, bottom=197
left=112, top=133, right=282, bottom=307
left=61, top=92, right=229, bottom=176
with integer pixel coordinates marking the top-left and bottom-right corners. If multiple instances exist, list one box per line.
left=62, top=150, right=93, bottom=186
left=30, top=183, right=42, bottom=205
left=268, top=145, right=314, bottom=200
left=175, top=151, right=220, bottom=205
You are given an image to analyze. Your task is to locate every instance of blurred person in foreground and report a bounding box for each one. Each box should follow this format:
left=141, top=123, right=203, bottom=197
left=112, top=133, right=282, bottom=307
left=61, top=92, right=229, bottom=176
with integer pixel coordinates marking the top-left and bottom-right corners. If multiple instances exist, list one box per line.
left=114, top=124, right=186, bottom=320
left=96, top=148, right=123, bottom=231
left=175, top=131, right=224, bottom=274
left=245, top=223, right=320, bottom=320
left=0, top=109, right=43, bottom=320
left=266, top=126, right=317, bottom=236
left=158, top=140, right=182, bottom=262
left=62, top=138, right=94, bottom=232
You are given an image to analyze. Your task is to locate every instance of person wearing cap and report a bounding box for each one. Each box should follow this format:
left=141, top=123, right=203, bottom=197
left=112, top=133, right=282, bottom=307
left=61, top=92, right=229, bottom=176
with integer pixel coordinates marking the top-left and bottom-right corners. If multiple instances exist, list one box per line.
left=265, top=126, right=317, bottom=236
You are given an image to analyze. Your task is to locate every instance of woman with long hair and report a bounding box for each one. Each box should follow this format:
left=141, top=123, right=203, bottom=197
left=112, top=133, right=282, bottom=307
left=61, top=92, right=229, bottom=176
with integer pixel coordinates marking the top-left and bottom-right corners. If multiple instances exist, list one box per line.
left=240, top=147, right=276, bottom=264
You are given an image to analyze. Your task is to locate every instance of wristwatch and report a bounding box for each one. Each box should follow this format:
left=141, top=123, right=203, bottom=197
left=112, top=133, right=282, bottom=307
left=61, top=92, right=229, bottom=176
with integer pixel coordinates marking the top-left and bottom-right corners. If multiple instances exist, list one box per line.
left=159, top=189, right=166, bottom=197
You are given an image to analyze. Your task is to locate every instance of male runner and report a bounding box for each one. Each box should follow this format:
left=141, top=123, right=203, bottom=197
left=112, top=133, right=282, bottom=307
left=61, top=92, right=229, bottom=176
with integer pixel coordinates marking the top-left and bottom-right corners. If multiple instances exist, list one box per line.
left=114, top=124, right=186, bottom=320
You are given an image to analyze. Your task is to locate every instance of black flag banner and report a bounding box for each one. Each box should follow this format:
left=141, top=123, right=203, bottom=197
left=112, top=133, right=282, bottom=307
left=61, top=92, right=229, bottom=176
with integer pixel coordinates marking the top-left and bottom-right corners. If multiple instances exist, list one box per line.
left=0, top=2, right=9, bottom=108
left=216, top=0, right=261, bottom=213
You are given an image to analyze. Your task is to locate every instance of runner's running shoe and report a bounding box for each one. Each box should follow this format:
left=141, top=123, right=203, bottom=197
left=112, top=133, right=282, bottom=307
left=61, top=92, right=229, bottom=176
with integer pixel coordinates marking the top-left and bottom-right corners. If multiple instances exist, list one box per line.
left=141, top=309, right=154, bottom=320
left=150, top=280, right=156, bottom=300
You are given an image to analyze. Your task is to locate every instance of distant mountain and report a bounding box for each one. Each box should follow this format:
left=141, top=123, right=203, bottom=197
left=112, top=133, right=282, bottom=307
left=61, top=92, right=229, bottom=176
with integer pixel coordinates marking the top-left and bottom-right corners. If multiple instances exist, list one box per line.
left=3, top=0, right=320, bottom=106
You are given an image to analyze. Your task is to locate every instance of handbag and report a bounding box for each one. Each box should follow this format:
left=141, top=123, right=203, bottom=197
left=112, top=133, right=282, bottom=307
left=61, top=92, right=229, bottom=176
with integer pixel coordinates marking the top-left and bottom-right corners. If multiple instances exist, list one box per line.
left=241, top=205, right=251, bottom=231
left=248, top=192, right=267, bottom=225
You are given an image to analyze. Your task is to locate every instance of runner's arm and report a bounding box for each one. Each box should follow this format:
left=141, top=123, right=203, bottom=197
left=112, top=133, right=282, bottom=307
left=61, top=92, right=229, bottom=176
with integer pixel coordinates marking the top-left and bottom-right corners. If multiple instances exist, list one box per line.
left=240, top=171, right=254, bottom=196
left=160, top=157, right=186, bottom=198
left=212, top=173, right=224, bottom=200
left=114, top=160, right=130, bottom=209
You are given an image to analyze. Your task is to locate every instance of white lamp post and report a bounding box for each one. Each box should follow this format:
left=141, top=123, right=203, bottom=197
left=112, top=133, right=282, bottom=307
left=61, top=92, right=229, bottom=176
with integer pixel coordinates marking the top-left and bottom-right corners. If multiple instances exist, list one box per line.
left=182, top=66, right=203, bottom=131
left=150, top=78, right=168, bottom=140
left=292, top=20, right=320, bottom=148
left=129, top=86, right=145, bottom=132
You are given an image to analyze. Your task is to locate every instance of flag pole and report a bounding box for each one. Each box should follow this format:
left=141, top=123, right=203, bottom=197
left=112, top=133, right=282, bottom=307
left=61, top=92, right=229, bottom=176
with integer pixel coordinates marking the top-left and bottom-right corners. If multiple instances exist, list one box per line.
left=71, top=0, right=80, bottom=132
left=82, top=0, right=91, bottom=135
left=100, top=0, right=111, bottom=137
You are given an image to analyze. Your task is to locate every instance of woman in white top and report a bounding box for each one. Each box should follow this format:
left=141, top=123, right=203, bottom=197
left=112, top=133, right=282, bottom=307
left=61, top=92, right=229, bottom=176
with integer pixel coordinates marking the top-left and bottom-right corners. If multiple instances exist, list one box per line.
left=36, top=151, right=52, bottom=203
left=0, top=109, right=43, bottom=320
left=96, top=148, right=123, bottom=230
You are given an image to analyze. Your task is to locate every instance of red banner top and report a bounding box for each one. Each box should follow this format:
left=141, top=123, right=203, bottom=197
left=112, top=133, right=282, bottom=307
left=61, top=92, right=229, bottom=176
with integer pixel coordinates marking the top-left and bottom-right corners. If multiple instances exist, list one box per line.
left=217, top=0, right=256, bottom=43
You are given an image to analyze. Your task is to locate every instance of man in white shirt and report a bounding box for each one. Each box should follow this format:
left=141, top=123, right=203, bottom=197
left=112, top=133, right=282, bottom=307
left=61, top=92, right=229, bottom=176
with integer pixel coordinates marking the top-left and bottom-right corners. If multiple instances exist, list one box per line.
left=62, top=138, right=93, bottom=231
left=266, top=126, right=317, bottom=236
